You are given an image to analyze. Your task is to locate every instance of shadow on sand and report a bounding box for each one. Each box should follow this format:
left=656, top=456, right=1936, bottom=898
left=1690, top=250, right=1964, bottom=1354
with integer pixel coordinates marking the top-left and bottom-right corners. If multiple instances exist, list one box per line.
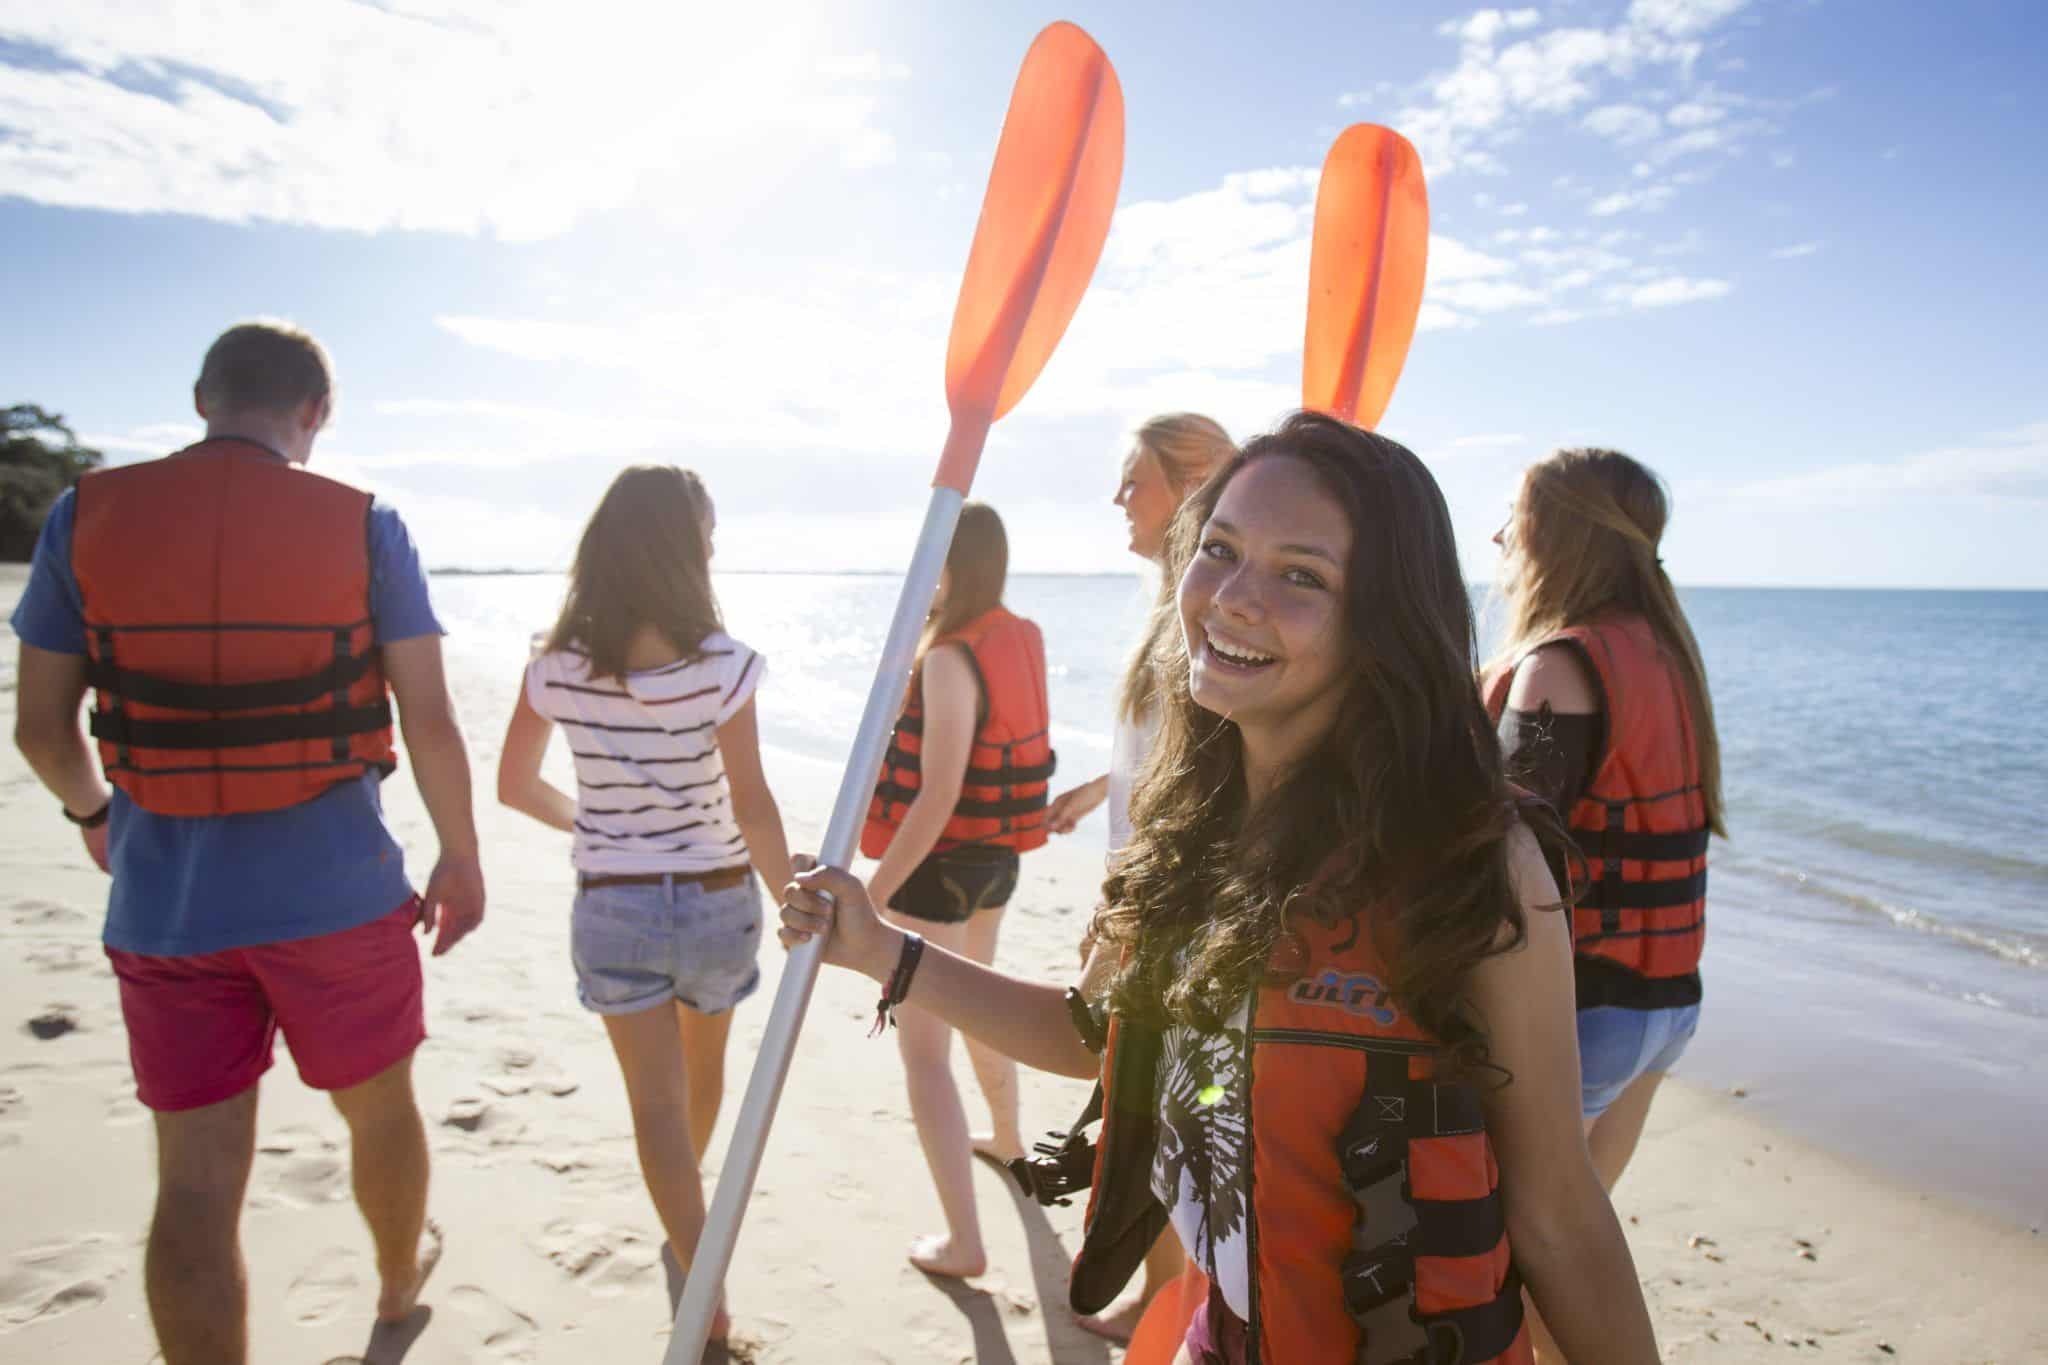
left=326, top=1303, right=431, bottom=1365
left=984, top=1148, right=1114, bottom=1365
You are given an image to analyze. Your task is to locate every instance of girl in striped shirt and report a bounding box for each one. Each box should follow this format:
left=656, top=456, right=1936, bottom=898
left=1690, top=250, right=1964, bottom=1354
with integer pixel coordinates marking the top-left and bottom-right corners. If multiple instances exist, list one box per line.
left=497, top=464, right=792, bottom=1346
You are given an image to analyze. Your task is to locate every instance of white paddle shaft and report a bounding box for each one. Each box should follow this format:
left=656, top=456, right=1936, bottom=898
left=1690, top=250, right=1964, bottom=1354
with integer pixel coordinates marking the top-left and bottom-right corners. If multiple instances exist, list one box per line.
left=665, top=485, right=966, bottom=1363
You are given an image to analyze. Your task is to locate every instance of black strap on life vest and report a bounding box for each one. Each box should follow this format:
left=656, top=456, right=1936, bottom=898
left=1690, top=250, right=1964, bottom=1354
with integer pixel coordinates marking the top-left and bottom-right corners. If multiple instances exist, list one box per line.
left=83, top=651, right=377, bottom=712
left=90, top=702, right=394, bottom=751
left=1340, top=1049, right=1524, bottom=1365
left=872, top=779, right=1052, bottom=819
left=1066, top=1019, right=1172, bottom=1317
left=93, top=626, right=132, bottom=770
left=880, top=735, right=1060, bottom=786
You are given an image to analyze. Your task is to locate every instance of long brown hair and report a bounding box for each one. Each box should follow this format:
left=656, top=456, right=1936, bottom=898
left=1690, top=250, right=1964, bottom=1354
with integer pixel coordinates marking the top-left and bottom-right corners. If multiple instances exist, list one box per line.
left=1117, top=413, right=1236, bottom=722
left=1098, top=412, right=1565, bottom=1068
left=919, top=500, right=1009, bottom=658
left=1489, top=448, right=1725, bottom=837
left=546, top=465, right=721, bottom=681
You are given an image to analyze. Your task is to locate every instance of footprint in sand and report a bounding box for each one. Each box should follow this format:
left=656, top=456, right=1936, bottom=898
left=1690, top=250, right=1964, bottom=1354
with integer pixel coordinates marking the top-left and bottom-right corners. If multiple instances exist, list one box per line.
left=8, top=901, right=84, bottom=929
left=22, top=942, right=94, bottom=974
left=287, top=1247, right=361, bottom=1326
left=104, top=1083, right=146, bottom=1128
left=449, top=1285, right=539, bottom=1362
left=25, top=1006, right=80, bottom=1041
left=251, top=1127, right=348, bottom=1209
left=533, top=1220, right=660, bottom=1297
left=0, top=1236, right=120, bottom=1332
left=0, top=1085, right=24, bottom=1150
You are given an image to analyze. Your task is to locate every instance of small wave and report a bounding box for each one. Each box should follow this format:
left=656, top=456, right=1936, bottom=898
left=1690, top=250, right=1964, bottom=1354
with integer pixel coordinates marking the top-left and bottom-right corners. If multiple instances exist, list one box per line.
left=1727, top=797, right=2048, bottom=883
left=1731, top=862, right=2046, bottom=970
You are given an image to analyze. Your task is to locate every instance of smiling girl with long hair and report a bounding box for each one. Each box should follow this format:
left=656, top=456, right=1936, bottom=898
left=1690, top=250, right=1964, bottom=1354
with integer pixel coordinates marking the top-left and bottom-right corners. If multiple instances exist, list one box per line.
left=783, top=414, right=1658, bottom=1364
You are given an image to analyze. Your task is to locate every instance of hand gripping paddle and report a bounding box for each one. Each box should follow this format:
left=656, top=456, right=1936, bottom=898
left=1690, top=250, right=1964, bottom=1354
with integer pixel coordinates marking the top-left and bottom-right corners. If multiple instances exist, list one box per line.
left=1301, top=124, right=1429, bottom=427
left=664, top=23, right=1123, bottom=1362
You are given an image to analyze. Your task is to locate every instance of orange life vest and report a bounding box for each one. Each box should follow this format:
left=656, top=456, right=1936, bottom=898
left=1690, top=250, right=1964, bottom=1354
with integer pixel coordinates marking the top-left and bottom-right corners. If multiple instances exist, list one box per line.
left=1071, top=914, right=1530, bottom=1365
left=1484, top=612, right=1709, bottom=981
left=861, top=605, right=1056, bottom=857
left=70, top=438, right=397, bottom=817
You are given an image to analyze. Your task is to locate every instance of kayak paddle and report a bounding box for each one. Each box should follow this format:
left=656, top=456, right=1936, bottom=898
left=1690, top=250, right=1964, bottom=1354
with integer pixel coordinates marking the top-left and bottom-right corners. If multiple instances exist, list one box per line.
left=665, top=21, right=1124, bottom=1362
left=1301, top=124, right=1429, bottom=427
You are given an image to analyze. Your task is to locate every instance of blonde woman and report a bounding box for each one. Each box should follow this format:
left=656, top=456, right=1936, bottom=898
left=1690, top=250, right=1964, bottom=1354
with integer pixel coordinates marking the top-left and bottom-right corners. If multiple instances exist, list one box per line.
left=1483, top=447, right=1724, bottom=1195
left=1042, top=413, right=1234, bottom=1341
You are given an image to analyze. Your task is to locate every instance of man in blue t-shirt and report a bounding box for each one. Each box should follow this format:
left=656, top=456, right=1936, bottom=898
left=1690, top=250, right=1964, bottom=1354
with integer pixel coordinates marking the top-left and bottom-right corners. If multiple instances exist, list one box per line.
left=10, top=320, right=485, bottom=1363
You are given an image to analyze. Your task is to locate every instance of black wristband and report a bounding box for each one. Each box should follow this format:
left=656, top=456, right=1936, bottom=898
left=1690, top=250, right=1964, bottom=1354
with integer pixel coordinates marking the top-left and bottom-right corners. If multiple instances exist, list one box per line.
left=870, top=932, right=925, bottom=1037
left=63, top=800, right=111, bottom=830
left=1064, top=986, right=1108, bottom=1055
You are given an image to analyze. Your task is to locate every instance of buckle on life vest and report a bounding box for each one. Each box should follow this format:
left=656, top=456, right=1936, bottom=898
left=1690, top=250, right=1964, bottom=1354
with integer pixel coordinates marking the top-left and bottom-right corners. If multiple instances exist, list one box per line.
left=1599, top=798, right=1627, bottom=934
left=93, top=626, right=131, bottom=767
left=1351, top=1278, right=1431, bottom=1364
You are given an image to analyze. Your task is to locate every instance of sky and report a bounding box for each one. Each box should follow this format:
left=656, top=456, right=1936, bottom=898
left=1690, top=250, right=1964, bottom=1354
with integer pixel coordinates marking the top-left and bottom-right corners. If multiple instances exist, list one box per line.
left=3, top=0, right=2045, bottom=587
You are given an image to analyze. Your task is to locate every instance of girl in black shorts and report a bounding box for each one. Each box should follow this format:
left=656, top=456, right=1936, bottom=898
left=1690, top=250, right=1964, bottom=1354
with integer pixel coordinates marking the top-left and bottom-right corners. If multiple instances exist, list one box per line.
left=859, top=501, right=1056, bottom=1277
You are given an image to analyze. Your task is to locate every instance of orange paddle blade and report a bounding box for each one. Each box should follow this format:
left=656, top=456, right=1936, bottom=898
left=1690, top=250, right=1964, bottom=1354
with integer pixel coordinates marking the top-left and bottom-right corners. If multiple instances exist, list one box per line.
left=1125, top=1264, right=1209, bottom=1364
left=936, top=20, right=1124, bottom=490
left=1302, top=124, right=1429, bottom=429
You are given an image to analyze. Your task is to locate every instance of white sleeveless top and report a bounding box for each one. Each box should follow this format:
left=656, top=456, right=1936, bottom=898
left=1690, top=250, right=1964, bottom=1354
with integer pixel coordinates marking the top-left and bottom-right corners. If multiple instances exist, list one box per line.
left=1106, top=705, right=1162, bottom=858
left=524, top=631, right=765, bottom=874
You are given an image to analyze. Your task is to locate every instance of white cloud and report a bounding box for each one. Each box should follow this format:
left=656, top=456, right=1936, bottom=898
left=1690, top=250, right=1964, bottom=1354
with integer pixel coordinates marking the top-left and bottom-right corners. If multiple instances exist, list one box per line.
left=1719, top=423, right=2048, bottom=504
left=1628, top=0, right=1752, bottom=37
left=1434, top=279, right=1550, bottom=313
left=1770, top=241, right=1825, bottom=259
left=1589, top=184, right=1677, bottom=215
left=1666, top=100, right=1729, bottom=127
left=1439, top=9, right=1545, bottom=47
left=1583, top=104, right=1664, bottom=144
left=1612, top=275, right=1731, bottom=308
left=0, top=5, right=898, bottom=238
left=79, top=421, right=203, bottom=459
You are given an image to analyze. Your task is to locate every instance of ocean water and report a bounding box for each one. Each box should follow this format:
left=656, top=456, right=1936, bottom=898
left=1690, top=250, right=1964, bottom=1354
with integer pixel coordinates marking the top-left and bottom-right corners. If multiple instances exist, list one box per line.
left=434, top=571, right=2048, bottom=1219
left=439, top=573, right=2048, bottom=999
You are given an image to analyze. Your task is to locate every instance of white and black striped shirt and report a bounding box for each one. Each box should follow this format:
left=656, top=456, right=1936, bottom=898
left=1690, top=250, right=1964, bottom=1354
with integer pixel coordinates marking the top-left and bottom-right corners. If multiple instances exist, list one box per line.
left=525, top=632, right=766, bottom=874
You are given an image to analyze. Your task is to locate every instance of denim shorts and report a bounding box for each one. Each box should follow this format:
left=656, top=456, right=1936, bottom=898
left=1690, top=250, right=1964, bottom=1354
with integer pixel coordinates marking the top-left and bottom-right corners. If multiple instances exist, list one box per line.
left=1577, top=1003, right=1700, bottom=1118
left=570, top=874, right=763, bottom=1016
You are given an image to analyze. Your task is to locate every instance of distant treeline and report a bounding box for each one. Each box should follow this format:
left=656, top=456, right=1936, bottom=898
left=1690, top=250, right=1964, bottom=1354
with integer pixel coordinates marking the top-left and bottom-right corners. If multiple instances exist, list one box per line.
left=2, top=405, right=103, bottom=561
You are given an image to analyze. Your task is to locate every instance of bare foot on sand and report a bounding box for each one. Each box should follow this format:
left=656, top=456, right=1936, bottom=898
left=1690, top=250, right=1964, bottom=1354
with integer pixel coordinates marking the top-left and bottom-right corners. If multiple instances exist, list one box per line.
left=661, top=1241, right=732, bottom=1345
left=969, top=1130, right=1025, bottom=1164
left=1076, top=1291, right=1151, bottom=1343
left=908, top=1233, right=986, bottom=1279
left=376, top=1218, right=444, bottom=1322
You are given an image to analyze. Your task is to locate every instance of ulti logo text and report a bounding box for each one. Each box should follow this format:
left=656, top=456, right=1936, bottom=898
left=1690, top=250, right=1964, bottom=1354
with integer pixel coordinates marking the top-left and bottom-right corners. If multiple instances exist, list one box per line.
left=1289, top=971, right=1398, bottom=1026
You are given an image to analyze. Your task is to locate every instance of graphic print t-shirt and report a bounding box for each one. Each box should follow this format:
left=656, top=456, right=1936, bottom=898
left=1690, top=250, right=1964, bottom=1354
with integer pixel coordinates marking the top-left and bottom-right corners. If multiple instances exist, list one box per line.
left=525, top=632, right=765, bottom=874
left=1152, top=995, right=1254, bottom=1320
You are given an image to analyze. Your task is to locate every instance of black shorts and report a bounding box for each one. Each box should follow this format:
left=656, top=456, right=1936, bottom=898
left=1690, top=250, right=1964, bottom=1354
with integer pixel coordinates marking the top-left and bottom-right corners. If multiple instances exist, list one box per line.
left=888, top=845, right=1020, bottom=925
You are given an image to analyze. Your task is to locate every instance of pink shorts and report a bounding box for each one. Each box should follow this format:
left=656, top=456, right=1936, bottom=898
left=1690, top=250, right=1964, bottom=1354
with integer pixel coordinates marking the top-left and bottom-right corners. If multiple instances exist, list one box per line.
left=106, top=899, right=427, bottom=1112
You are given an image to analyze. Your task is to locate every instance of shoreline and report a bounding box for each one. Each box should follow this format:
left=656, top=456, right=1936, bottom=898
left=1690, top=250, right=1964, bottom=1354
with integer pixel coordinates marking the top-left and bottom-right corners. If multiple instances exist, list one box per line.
left=5, top=566, right=2048, bottom=1360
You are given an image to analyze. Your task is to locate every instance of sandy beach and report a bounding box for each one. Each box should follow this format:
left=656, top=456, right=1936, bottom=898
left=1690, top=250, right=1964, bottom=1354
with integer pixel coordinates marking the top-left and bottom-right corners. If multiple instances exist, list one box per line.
left=3, top=563, right=2045, bottom=1363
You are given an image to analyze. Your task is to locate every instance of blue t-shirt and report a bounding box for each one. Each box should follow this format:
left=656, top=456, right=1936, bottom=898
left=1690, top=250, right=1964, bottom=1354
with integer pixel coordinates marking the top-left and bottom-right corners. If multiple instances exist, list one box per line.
left=10, top=483, right=444, bottom=956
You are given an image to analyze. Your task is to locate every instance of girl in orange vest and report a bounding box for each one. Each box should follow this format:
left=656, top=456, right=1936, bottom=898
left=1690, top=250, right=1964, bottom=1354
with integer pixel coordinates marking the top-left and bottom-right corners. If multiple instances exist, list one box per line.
left=859, top=500, right=1055, bottom=1277
left=1482, top=451, right=1723, bottom=1303
left=497, top=466, right=795, bottom=1346
left=788, top=414, right=1660, bottom=1363
left=1043, top=413, right=1234, bottom=1342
